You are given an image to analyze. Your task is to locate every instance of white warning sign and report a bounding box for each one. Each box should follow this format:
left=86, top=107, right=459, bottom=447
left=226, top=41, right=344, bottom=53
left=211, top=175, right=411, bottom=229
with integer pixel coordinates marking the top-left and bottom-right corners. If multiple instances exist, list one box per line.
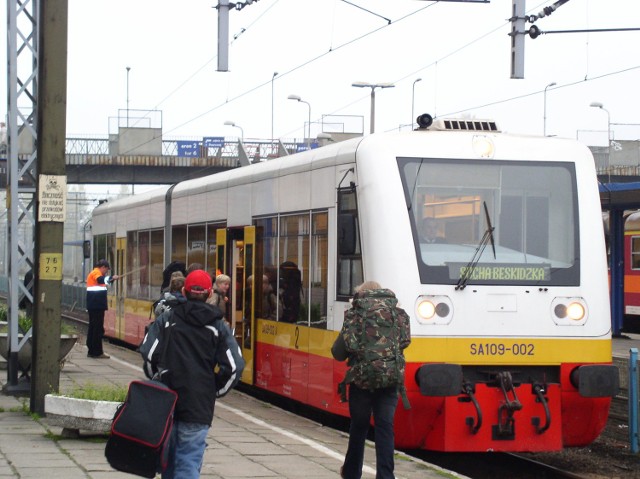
left=38, top=175, right=67, bottom=223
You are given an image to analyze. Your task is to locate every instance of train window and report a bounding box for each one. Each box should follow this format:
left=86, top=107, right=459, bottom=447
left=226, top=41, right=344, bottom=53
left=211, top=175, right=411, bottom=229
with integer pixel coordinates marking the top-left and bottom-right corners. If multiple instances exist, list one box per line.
left=255, top=217, right=279, bottom=321
left=279, top=214, right=308, bottom=324
left=138, top=231, right=151, bottom=299
left=171, top=225, right=187, bottom=264
left=126, top=231, right=138, bottom=298
left=150, top=229, right=164, bottom=299
left=310, top=212, right=328, bottom=328
left=399, top=158, right=579, bottom=286
left=631, top=237, right=640, bottom=269
left=337, top=189, right=363, bottom=299
left=187, top=224, right=206, bottom=270
left=92, top=234, right=108, bottom=270
left=206, top=223, right=225, bottom=274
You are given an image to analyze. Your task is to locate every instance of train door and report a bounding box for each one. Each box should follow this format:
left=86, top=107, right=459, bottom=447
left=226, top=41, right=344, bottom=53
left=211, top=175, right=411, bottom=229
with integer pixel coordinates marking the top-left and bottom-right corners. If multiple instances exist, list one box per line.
left=241, top=226, right=255, bottom=384
left=113, top=237, right=126, bottom=339
left=216, top=226, right=256, bottom=385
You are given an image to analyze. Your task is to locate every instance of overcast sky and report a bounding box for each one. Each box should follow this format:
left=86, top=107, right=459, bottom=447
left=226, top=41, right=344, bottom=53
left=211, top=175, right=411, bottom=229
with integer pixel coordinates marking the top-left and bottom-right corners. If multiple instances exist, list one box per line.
left=2, top=0, right=639, bottom=147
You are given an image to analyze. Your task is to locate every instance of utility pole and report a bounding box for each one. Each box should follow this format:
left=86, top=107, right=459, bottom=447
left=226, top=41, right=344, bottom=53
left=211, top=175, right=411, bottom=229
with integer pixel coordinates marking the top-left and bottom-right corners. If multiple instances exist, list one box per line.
left=509, top=0, right=526, bottom=79
left=31, top=0, right=68, bottom=415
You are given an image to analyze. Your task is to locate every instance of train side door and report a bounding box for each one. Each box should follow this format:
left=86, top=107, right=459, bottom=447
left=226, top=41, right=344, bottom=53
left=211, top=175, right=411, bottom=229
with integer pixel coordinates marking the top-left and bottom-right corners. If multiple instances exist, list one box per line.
left=241, top=226, right=256, bottom=384
left=114, top=237, right=126, bottom=339
left=216, top=226, right=255, bottom=385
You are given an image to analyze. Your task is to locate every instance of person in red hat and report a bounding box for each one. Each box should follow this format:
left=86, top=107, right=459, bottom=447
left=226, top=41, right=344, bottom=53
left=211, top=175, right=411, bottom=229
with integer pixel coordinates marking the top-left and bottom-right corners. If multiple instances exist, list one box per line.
left=140, top=269, right=244, bottom=479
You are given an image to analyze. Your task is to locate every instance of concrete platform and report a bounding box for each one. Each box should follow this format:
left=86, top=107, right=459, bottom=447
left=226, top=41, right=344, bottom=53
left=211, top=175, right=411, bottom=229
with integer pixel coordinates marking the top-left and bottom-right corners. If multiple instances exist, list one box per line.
left=0, top=339, right=462, bottom=479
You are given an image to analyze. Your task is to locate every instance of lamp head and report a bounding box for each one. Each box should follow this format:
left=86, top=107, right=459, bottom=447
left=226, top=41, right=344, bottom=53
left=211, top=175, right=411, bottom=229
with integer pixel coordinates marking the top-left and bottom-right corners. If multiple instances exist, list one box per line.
left=288, top=94, right=301, bottom=102
left=224, top=121, right=236, bottom=127
left=590, top=102, right=604, bottom=109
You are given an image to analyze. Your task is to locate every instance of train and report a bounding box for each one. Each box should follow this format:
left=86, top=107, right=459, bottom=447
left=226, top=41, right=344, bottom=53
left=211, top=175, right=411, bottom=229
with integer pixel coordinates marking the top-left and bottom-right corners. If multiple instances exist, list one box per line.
left=603, top=210, right=640, bottom=333
left=91, top=115, right=619, bottom=452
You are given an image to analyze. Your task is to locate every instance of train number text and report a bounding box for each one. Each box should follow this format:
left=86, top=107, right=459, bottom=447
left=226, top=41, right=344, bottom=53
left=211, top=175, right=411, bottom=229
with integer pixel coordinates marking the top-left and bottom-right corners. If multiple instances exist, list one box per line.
left=469, top=343, right=535, bottom=356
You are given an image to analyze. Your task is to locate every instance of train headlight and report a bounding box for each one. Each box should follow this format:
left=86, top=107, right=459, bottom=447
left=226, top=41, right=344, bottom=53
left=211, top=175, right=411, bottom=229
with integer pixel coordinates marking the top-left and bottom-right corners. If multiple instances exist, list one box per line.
left=417, top=300, right=436, bottom=319
left=472, top=135, right=495, bottom=158
left=567, top=302, right=586, bottom=321
left=415, top=295, right=453, bottom=325
left=551, top=297, right=588, bottom=325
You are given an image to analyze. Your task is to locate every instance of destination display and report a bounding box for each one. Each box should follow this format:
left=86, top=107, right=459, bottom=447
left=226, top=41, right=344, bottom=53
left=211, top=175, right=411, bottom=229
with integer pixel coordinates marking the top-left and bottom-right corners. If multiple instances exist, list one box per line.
left=449, top=262, right=551, bottom=282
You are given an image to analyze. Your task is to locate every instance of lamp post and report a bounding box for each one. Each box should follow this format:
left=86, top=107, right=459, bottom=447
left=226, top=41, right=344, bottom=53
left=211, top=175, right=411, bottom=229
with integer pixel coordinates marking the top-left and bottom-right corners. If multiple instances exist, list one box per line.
left=543, top=81, right=556, bottom=136
left=271, top=72, right=278, bottom=145
left=287, top=94, right=311, bottom=149
left=412, top=78, right=422, bottom=129
left=589, top=101, right=611, bottom=178
left=352, top=81, right=395, bottom=134
left=224, top=120, right=244, bottom=141
left=126, top=66, right=131, bottom=127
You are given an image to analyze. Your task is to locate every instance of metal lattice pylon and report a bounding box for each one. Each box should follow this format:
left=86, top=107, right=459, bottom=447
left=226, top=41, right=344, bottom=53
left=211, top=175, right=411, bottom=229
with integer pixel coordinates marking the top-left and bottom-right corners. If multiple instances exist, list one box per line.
left=5, top=0, right=38, bottom=390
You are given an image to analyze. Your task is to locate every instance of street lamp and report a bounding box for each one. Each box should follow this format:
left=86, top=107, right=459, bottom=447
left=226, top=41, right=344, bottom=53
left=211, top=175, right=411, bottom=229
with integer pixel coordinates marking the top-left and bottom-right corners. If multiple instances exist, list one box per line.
left=352, top=81, right=395, bottom=134
left=543, top=81, right=556, bottom=136
left=224, top=120, right=244, bottom=141
left=271, top=72, right=278, bottom=145
left=126, top=66, right=131, bottom=127
left=287, top=94, right=311, bottom=149
left=412, top=78, right=422, bottom=129
left=590, top=101, right=611, bottom=180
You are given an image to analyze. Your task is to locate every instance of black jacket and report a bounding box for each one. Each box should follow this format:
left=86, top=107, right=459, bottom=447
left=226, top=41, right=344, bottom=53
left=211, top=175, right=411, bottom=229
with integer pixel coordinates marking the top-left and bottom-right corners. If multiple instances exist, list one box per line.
left=140, top=299, right=244, bottom=425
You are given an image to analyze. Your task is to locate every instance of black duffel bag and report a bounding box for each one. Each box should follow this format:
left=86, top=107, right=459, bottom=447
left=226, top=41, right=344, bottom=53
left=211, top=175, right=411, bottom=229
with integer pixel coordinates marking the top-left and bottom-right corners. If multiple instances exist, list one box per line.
left=105, top=380, right=178, bottom=478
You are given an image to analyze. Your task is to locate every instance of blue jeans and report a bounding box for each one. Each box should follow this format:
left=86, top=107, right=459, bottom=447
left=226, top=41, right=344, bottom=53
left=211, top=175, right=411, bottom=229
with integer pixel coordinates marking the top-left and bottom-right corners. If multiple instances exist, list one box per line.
left=162, top=421, right=209, bottom=479
left=342, top=385, right=398, bottom=479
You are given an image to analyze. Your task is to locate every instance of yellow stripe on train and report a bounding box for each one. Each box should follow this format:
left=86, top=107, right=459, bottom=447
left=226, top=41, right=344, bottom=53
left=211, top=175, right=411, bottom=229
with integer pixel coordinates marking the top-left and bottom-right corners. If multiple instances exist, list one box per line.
left=255, top=319, right=612, bottom=364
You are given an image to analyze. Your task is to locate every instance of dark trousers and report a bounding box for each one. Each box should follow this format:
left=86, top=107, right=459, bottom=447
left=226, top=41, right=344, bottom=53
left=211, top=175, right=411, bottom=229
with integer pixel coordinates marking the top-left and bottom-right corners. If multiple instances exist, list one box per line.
left=342, top=385, right=398, bottom=479
left=86, top=309, right=106, bottom=356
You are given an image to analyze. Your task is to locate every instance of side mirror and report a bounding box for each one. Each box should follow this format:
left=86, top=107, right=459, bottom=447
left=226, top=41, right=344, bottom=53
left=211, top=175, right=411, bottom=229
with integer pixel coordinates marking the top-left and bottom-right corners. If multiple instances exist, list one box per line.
left=83, top=240, right=91, bottom=259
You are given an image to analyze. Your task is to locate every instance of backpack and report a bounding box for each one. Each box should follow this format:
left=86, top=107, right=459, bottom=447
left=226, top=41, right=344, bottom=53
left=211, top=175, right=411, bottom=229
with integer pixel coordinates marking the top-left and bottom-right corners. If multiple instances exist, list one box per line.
left=338, top=289, right=411, bottom=409
left=140, top=310, right=174, bottom=380
left=105, top=380, right=177, bottom=478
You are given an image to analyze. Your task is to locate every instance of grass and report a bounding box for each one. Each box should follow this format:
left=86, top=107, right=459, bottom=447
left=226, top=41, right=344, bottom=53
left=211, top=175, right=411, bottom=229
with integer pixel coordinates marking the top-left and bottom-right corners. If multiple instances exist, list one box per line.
left=58, top=382, right=128, bottom=402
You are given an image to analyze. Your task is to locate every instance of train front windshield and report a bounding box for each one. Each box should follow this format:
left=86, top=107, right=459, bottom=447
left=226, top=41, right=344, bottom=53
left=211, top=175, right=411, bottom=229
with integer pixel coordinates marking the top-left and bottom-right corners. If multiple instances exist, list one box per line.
left=399, top=158, right=579, bottom=286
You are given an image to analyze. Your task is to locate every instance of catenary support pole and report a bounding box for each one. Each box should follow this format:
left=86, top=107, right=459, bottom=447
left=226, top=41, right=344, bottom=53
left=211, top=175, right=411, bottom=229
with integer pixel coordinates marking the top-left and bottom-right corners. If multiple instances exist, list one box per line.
left=30, top=0, right=68, bottom=415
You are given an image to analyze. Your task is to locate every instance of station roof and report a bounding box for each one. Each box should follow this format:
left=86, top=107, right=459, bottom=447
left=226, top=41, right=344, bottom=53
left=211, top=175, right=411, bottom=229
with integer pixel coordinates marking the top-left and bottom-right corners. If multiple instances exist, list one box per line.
left=599, top=182, right=640, bottom=210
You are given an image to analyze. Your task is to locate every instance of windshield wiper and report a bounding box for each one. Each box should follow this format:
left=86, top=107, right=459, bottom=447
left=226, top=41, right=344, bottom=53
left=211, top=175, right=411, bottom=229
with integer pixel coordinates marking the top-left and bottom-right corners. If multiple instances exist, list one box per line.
left=455, top=201, right=496, bottom=290
left=484, top=201, right=496, bottom=260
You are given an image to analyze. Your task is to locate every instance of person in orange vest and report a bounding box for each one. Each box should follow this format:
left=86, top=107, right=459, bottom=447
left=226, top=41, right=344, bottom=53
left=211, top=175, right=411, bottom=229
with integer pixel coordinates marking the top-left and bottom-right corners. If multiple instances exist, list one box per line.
left=86, top=259, right=119, bottom=358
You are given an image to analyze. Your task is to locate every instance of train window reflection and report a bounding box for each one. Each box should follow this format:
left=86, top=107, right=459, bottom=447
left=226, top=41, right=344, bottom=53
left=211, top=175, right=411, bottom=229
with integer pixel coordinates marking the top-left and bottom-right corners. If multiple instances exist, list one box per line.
left=399, top=158, right=579, bottom=286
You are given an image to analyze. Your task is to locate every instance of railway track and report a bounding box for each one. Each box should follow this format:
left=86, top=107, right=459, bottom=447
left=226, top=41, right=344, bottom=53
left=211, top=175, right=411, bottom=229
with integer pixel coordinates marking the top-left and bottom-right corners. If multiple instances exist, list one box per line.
left=412, top=450, right=585, bottom=479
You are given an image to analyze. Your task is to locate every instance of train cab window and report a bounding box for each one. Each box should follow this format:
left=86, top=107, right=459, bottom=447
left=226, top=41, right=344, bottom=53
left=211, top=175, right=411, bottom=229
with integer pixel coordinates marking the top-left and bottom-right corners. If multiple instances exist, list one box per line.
left=337, top=188, right=363, bottom=299
left=399, top=158, right=579, bottom=286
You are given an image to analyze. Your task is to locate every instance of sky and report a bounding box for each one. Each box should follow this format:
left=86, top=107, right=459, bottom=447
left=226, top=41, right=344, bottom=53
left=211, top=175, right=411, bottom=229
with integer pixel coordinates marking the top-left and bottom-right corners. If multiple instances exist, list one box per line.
left=2, top=0, right=640, bottom=148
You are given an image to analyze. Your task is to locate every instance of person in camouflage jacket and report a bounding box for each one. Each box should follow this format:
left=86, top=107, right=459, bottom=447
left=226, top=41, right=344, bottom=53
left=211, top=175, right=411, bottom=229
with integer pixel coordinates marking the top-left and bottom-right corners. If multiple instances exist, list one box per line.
left=332, top=281, right=411, bottom=479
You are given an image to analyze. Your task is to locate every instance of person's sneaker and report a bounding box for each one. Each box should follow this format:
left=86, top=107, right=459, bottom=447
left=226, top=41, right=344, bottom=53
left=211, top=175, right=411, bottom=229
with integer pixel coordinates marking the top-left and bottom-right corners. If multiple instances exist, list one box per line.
left=88, top=353, right=110, bottom=359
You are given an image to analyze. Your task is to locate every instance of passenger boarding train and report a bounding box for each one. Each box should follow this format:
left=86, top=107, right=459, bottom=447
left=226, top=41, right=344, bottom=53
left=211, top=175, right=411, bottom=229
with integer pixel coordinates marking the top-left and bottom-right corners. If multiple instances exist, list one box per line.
left=91, top=115, right=618, bottom=452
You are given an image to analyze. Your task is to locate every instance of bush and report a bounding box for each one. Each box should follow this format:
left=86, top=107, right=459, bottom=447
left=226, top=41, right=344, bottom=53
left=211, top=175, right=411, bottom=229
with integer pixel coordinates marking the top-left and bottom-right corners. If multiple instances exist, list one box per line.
left=0, top=305, right=77, bottom=336
left=60, top=382, right=128, bottom=402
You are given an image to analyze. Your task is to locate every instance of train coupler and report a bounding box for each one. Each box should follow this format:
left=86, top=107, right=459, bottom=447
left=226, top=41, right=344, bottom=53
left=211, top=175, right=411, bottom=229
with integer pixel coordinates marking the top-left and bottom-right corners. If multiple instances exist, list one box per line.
left=492, top=371, right=522, bottom=440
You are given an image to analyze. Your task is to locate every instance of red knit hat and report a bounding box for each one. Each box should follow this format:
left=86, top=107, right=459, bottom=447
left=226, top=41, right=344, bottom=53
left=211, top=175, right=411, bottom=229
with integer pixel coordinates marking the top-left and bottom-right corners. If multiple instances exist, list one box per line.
left=184, top=270, right=212, bottom=294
